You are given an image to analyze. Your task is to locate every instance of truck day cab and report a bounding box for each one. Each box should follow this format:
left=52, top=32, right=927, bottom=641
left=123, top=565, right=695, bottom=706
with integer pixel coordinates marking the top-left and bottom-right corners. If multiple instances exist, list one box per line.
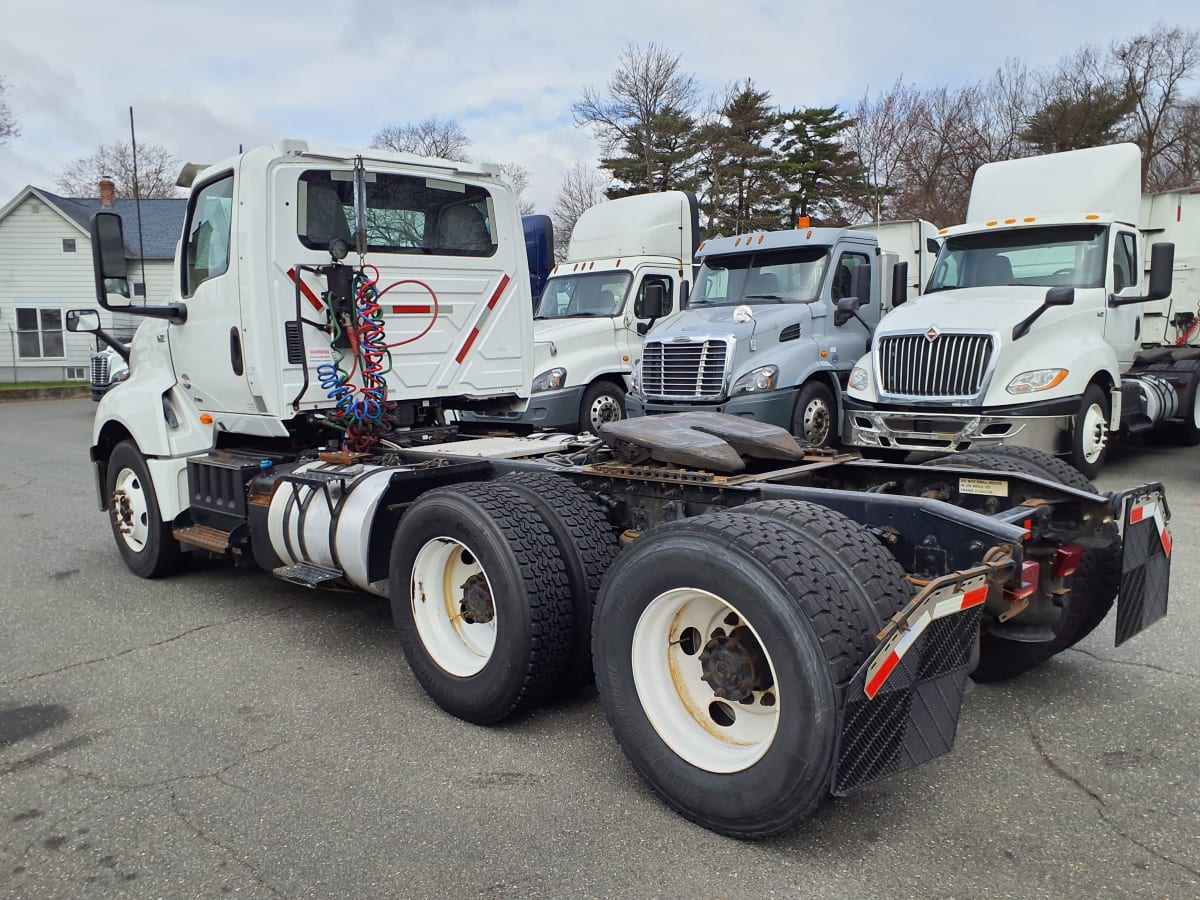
left=627, top=220, right=935, bottom=447
left=67, top=140, right=1171, bottom=839
left=463, top=191, right=698, bottom=433
left=844, top=143, right=1198, bottom=477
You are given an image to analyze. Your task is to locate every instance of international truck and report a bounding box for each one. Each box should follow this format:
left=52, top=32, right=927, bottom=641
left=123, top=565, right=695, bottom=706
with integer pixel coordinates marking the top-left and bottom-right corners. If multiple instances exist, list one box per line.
left=625, top=219, right=934, bottom=447
left=66, top=139, right=1170, bottom=839
left=464, top=191, right=698, bottom=434
left=844, top=143, right=1200, bottom=477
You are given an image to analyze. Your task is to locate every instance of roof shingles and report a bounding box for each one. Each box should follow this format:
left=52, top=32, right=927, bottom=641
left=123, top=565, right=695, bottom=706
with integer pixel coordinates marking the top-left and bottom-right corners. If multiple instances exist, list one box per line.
left=39, top=190, right=186, bottom=259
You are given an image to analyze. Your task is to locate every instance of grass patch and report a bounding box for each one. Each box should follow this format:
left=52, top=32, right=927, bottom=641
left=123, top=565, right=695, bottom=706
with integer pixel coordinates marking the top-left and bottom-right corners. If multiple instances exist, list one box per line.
left=0, top=380, right=85, bottom=391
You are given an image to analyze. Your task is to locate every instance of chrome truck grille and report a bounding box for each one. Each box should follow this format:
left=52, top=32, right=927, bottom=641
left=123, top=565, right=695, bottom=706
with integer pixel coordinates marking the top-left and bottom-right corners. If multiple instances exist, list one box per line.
left=641, top=338, right=730, bottom=400
left=876, top=332, right=995, bottom=399
left=89, top=353, right=110, bottom=387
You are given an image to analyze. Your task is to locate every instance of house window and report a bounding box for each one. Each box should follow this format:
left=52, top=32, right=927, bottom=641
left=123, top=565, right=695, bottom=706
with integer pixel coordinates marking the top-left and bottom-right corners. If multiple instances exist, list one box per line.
left=16, top=308, right=65, bottom=359
left=65, top=367, right=87, bottom=380
left=133, top=283, right=146, bottom=297
left=62, top=238, right=77, bottom=253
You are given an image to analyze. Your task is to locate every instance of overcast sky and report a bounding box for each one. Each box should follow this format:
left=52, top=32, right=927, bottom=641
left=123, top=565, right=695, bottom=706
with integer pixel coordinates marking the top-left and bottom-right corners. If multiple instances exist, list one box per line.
left=2, top=1, right=1200, bottom=213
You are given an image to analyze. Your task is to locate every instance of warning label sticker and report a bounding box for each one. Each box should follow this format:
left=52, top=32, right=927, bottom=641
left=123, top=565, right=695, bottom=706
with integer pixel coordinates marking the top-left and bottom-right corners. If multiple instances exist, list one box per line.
left=959, top=477, right=1008, bottom=498
left=307, top=346, right=333, bottom=366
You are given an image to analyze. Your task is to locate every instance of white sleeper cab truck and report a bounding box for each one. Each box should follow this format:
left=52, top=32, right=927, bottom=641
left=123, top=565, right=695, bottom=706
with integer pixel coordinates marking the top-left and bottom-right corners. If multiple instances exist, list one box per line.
left=627, top=222, right=923, bottom=447
left=67, top=140, right=1171, bottom=839
left=844, top=143, right=1200, bottom=477
left=464, top=191, right=698, bottom=434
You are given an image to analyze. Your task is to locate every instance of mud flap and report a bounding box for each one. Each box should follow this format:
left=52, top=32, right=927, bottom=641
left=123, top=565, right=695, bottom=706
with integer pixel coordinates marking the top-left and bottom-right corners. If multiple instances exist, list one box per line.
left=832, top=572, right=988, bottom=796
left=1114, top=486, right=1171, bottom=646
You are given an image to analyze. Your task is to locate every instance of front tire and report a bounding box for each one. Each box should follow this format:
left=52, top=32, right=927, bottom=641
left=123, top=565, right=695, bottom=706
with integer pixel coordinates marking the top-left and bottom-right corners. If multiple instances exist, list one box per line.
left=791, top=381, right=836, bottom=448
left=1070, top=384, right=1110, bottom=478
left=105, top=440, right=185, bottom=579
left=593, top=511, right=879, bottom=838
left=580, top=381, right=625, bottom=435
left=389, top=482, right=575, bottom=724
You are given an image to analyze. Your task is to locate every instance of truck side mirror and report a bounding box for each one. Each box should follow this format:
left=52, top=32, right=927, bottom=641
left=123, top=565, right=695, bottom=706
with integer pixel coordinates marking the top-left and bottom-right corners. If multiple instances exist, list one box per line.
left=1110, top=242, right=1175, bottom=306
left=834, top=296, right=858, bottom=327
left=1045, top=286, right=1075, bottom=306
left=66, top=309, right=101, bottom=333
left=636, top=282, right=666, bottom=319
left=891, top=261, right=909, bottom=308
left=849, top=265, right=871, bottom=306
left=679, top=280, right=689, bottom=309
left=91, top=212, right=130, bottom=308
left=926, top=237, right=940, bottom=255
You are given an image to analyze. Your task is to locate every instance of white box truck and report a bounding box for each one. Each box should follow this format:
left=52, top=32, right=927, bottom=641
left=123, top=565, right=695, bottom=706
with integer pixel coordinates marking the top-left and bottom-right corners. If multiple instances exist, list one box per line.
left=844, top=143, right=1198, bottom=476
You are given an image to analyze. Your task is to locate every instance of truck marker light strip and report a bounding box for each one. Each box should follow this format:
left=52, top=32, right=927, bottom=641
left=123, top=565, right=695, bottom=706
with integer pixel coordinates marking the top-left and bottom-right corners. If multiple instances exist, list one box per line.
left=1130, top=501, right=1171, bottom=556
left=865, top=576, right=988, bottom=700
left=286, top=268, right=324, bottom=312
left=390, top=305, right=432, bottom=315
left=454, top=273, right=511, bottom=365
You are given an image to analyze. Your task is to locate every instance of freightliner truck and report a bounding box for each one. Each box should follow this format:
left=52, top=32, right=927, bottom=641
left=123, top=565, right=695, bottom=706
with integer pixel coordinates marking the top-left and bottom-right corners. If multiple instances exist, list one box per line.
left=626, top=220, right=935, bottom=447
left=844, top=143, right=1200, bottom=476
left=68, top=140, right=1170, bottom=838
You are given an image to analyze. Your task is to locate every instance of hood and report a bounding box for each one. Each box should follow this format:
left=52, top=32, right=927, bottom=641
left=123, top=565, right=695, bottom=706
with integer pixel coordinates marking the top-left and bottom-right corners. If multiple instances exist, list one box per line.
left=532, top=316, right=618, bottom=372
left=879, top=286, right=1073, bottom=335
left=652, top=303, right=813, bottom=343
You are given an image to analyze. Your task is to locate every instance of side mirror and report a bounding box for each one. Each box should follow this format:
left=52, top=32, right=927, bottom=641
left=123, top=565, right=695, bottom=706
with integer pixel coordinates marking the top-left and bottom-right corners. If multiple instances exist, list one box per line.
left=834, top=296, right=858, bottom=327
left=1045, top=286, right=1075, bottom=306
left=926, top=237, right=940, bottom=255
left=849, top=265, right=871, bottom=306
left=1111, top=242, right=1175, bottom=306
left=678, top=280, right=689, bottom=310
left=66, top=309, right=101, bottom=333
left=891, top=261, right=909, bottom=308
left=636, top=322, right=650, bottom=336
left=90, top=212, right=130, bottom=308
left=636, top=282, right=666, bottom=319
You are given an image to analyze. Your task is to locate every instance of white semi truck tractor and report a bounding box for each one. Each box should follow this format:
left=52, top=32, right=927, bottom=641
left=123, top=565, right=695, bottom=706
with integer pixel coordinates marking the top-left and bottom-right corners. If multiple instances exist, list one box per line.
left=67, top=140, right=1171, bottom=838
left=844, top=143, right=1200, bottom=477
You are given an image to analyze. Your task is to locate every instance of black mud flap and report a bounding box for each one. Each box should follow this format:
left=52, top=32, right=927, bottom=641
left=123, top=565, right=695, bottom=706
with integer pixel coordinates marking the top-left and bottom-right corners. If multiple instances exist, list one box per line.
left=832, top=571, right=988, bottom=796
left=1114, top=486, right=1171, bottom=646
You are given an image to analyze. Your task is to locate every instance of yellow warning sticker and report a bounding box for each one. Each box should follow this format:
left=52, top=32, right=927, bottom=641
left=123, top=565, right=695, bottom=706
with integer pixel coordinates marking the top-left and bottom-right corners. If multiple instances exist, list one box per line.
left=959, top=477, right=1008, bottom=498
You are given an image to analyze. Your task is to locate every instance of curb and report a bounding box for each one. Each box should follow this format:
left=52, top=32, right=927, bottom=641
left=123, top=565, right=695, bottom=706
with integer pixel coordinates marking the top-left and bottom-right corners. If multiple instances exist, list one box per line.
left=0, top=387, right=92, bottom=403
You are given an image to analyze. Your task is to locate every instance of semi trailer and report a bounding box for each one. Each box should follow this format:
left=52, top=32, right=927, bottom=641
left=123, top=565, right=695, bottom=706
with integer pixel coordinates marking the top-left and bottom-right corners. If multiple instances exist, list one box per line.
left=69, top=139, right=1170, bottom=838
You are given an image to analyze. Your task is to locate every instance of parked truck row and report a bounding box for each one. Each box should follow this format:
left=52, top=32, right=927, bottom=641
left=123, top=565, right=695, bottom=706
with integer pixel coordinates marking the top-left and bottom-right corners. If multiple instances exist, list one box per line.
left=69, top=140, right=1170, bottom=838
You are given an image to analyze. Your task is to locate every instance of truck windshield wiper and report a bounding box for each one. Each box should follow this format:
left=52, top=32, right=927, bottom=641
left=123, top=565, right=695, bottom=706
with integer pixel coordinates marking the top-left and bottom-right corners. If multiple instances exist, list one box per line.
left=743, top=294, right=784, bottom=302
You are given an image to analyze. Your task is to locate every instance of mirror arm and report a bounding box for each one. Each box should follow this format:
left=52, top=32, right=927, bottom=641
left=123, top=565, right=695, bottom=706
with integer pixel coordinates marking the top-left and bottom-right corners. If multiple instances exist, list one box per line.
left=1012, top=304, right=1049, bottom=341
left=129, top=303, right=189, bottom=325
left=93, top=327, right=131, bottom=361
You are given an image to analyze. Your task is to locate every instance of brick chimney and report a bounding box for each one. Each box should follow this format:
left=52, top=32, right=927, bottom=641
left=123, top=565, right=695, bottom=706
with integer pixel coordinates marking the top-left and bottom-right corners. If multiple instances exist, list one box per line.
left=99, top=176, right=115, bottom=207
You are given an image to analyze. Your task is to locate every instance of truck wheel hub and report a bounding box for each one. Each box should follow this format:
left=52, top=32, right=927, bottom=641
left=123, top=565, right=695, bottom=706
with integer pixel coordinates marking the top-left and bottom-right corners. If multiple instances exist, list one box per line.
left=459, top=573, right=495, bottom=624
left=698, top=626, right=773, bottom=702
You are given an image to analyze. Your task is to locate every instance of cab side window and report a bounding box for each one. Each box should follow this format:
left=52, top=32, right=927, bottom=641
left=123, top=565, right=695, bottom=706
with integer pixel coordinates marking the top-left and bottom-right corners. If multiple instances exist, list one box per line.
left=184, top=174, right=234, bottom=297
left=831, top=252, right=871, bottom=304
left=1114, top=232, right=1137, bottom=293
left=636, top=275, right=673, bottom=317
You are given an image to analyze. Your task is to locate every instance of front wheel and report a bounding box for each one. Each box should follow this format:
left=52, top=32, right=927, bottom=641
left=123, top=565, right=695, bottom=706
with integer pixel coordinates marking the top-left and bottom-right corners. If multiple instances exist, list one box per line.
left=791, top=381, right=836, bottom=448
left=105, top=440, right=185, bottom=579
left=1069, top=384, right=1110, bottom=478
left=580, top=381, right=625, bottom=435
left=593, top=511, right=878, bottom=838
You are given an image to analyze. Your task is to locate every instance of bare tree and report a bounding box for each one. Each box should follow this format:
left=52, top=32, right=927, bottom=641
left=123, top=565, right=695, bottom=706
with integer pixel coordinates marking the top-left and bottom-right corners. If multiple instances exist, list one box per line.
left=572, top=42, right=702, bottom=194
left=0, top=76, right=18, bottom=146
left=843, top=80, right=925, bottom=222
left=56, top=142, right=181, bottom=198
left=499, top=162, right=536, bottom=216
left=550, top=162, right=606, bottom=262
left=370, top=118, right=472, bottom=161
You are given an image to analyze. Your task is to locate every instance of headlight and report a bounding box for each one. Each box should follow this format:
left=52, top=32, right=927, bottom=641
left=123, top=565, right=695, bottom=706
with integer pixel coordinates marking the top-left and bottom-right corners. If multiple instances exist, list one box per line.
left=1006, top=368, right=1068, bottom=395
left=848, top=366, right=869, bottom=392
left=531, top=367, right=567, bottom=393
left=110, top=368, right=131, bottom=385
left=732, top=365, right=779, bottom=395
left=631, top=359, right=641, bottom=392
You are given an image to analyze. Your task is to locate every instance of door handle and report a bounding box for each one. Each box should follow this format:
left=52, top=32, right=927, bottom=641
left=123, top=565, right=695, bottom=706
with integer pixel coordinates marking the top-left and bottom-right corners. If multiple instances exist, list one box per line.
left=229, top=327, right=244, bottom=376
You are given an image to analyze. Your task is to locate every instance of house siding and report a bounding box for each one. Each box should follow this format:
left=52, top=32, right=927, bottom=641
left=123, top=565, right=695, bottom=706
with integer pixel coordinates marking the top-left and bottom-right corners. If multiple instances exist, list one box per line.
left=0, top=193, right=180, bottom=381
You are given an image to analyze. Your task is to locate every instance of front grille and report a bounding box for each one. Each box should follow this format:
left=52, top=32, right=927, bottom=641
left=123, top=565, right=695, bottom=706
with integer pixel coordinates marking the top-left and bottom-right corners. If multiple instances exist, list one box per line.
left=641, top=338, right=729, bottom=400
left=90, top=354, right=110, bottom=387
left=876, top=333, right=994, bottom=398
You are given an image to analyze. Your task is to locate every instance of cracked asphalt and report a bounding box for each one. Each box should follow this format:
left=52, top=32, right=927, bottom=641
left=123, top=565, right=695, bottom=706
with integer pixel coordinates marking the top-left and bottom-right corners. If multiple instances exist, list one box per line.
left=1, top=398, right=1197, bottom=899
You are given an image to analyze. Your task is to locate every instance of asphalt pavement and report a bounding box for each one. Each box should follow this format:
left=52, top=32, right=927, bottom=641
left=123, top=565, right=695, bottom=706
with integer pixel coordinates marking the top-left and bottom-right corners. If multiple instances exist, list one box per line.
left=1, top=399, right=1197, bottom=899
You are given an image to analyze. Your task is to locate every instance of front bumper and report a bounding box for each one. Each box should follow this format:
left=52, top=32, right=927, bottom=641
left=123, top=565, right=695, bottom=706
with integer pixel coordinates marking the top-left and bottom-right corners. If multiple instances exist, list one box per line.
left=627, top=387, right=799, bottom=430
left=459, top=385, right=586, bottom=431
left=842, top=395, right=1076, bottom=455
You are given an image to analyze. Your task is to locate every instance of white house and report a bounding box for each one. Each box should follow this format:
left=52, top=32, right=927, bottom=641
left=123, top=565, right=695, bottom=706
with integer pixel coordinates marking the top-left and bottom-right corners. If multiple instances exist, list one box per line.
left=0, top=183, right=186, bottom=382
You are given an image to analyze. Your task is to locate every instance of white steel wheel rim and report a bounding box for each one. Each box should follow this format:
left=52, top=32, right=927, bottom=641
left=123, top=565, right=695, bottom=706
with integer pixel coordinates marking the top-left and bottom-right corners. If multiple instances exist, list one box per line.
left=112, top=467, right=150, bottom=552
left=589, top=392, right=622, bottom=429
left=631, top=588, right=780, bottom=773
left=410, top=537, right=497, bottom=677
left=1080, top=403, right=1108, bottom=464
left=803, top=399, right=831, bottom=446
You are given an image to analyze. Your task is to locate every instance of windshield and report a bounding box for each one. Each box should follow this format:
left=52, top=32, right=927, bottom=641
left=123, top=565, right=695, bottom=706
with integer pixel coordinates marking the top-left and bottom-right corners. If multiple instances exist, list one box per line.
left=927, top=225, right=1107, bottom=292
left=692, top=246, right=829, bottom=305
left=535, top=271, right=632, bottom=319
